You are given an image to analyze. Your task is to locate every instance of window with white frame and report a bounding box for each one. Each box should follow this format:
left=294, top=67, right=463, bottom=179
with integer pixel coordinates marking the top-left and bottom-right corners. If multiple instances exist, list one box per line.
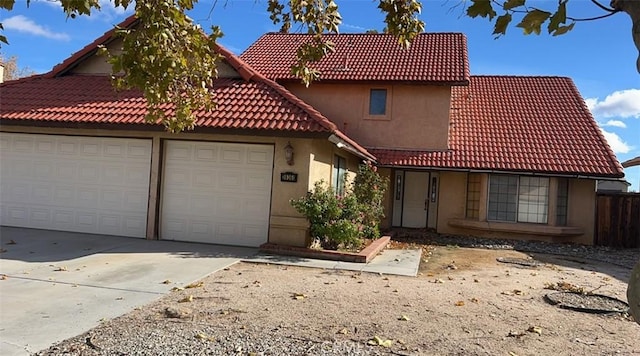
left=487, top=175, right=549, bottom=224
left=332, top=155, right=347, bottom=196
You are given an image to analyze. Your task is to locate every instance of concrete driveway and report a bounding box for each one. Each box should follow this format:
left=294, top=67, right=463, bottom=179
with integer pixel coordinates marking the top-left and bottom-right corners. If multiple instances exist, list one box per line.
left=0, top=227, right=256, bottom=356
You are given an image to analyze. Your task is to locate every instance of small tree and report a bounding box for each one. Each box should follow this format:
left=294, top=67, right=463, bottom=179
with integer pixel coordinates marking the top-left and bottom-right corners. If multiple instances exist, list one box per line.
left=353, top=161, right=389, bottom=240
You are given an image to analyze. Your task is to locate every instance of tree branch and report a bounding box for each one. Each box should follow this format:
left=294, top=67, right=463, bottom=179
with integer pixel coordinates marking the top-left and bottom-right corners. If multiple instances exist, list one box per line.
left=590, top=0, right=617, bottom=12
left=567, top=11, right=619, bottom=22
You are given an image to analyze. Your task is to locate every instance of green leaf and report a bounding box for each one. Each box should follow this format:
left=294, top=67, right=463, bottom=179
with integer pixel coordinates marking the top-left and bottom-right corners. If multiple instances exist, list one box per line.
left=516, top=9, right=552, bottom=35
left=0, top=34, right=8, bottom=45
left=552, top=23, right=574, bottom=36
left=0, top=0, right=15, bottom=10
left=466, top=0, right=496, bottom=20
left=547, top=0, right=567, bottom=34
left=493, top=13, right=512, bottom=37
left=503, top=0, right=525, bottom=10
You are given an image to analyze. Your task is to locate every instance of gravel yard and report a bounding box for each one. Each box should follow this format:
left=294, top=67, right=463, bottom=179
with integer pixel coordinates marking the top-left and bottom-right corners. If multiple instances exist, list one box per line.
left=37, top=234, right=640, bottom=356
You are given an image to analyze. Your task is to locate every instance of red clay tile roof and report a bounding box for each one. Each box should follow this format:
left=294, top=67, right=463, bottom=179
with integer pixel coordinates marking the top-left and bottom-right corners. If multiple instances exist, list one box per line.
left=0, top=75, right=320, bottom=130
left=0, top=74, right=374, bottom=160
left=371, top=76, right=623, bottom=178
left=0, top=15, right=374, bottom=161
left=240, top=33, right=469, bottom=84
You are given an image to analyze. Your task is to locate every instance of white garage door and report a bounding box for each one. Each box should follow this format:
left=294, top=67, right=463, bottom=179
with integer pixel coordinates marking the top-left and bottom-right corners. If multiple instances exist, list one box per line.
left=0, top=133, right=152, bottom=238
left=161, top=141, right=274, bottom=247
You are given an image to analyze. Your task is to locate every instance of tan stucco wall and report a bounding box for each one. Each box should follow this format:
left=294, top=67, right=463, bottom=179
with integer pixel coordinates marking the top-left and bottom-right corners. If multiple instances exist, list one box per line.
left=436, top=171, right=468, bottom=231
left=70, top=38, right=123, bottom=75
left=0, top=125, right=360, bottom=247
left=285, top=83, right=452, bottom=150
left=433, top=172, right=597, bottom=245
left=69, top=38, right=240, bottom=79
left=566, top=179, right=596, bottom=245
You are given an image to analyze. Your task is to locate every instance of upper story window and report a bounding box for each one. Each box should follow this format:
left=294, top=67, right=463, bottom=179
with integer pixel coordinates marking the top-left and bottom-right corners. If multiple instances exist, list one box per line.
left=369, top=89, right=387, bottom=115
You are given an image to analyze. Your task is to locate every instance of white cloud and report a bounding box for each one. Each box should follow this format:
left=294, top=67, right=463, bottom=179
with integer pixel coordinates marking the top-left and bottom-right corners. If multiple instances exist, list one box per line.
left=341, top=23, right=368, bottom=32
left=601, top=120, right=627, bottom=128
left=3, top=15, right=70, bottom=41
left=586, top=89, right=640, bottom=119
left=600, top=128, right=632, bottom=154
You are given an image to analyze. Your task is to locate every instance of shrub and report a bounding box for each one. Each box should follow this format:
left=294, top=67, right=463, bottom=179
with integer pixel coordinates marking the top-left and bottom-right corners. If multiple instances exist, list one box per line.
left=291, top=162, right=388, bottom=250
left=290, top=181, right=363, bottom=250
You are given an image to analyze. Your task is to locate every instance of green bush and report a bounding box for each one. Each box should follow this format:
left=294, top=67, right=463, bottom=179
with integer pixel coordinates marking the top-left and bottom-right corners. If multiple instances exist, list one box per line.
left=291, top=162, right=389, bottom=250
left=291, top=181, right=363, bottom=250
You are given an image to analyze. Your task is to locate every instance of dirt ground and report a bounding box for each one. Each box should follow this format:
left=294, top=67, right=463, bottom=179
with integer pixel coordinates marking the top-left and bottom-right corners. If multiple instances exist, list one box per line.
left=41, top=246, right=640, bottom=355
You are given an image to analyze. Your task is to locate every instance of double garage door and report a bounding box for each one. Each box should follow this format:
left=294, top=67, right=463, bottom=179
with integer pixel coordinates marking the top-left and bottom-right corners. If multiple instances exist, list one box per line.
left=0, top=133, right=273, bottom=247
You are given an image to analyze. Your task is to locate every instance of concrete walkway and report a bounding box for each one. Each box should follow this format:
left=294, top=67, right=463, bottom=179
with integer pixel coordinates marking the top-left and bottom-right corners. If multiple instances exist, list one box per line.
left=0, top=227, right=255, bottom=356
left=0, top=227, right=420, bottom=355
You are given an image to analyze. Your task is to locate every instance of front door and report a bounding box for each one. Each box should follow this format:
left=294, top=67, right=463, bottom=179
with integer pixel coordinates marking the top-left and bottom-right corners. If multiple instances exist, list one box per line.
left=392, top=170, right=439, bottom=229
left=401, top=171, right=429, bottom=228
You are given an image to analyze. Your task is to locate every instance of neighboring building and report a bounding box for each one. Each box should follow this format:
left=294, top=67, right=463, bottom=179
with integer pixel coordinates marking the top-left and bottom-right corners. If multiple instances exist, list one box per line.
left=241, top=33, right=624, bottom=245
left=597, top=180, right=631, bottom=193
left=0, top=17, right=625, bottom=247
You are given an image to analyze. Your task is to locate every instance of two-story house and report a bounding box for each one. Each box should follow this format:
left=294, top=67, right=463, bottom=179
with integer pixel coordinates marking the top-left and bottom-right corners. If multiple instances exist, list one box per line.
left=0, top=16, right=624, bottom=247
left=241, top=33, right=623, bottom=245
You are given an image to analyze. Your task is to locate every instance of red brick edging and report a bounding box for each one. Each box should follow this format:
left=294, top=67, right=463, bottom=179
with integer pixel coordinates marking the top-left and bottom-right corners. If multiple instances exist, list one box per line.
left=259, top=236, right=390, bottom=263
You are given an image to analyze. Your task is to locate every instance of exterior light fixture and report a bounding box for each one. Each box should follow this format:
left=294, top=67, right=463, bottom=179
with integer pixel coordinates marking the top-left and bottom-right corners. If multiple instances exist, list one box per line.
left=284, top=141, right=294, bottom=166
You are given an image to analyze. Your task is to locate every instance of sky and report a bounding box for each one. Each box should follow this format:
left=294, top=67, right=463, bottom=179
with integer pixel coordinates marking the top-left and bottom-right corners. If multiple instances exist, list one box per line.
left=1, top=0, right=639, bottom=191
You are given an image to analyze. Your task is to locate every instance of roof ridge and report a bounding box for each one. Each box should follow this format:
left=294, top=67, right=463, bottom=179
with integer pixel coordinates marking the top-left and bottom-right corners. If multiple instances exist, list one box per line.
left=0, top=73, right=46, bottom=87
left=260, top=32, right=466, bottom=36
left=471, top=74, right=571, bottom=79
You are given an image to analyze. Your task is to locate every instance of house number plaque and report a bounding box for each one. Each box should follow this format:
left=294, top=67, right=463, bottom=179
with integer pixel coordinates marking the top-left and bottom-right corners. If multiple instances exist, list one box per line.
left=280, top=172, right=298, bottom=183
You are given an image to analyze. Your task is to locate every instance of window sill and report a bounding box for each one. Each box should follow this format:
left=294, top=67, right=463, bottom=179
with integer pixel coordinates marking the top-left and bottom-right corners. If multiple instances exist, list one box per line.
left=448, top=218, right=584, bottom=237
left=363, top=114, right=391, bottom=121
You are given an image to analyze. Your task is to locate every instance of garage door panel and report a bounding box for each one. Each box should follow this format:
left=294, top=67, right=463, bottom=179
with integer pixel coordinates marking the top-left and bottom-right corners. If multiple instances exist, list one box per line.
left=221, top=147, right=243, bottom=163
left=0, top=133, right=151, bottom=238
left=52, top=209, right=74, bottom=228
left=161, top=141, right=273, bottom=247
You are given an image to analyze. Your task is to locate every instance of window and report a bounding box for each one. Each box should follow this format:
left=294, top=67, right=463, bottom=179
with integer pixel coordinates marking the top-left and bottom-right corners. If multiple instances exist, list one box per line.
left=369, top=89, right=387, bottom=115
left=466, top=173, right=481, bottom=219
left=332, top=155, right=347, bottom=196
left=517, top=177, right=549, bottom=223
left=488, top=175, right=549, bottom=224
left=556, top=178, right=569, bottom=226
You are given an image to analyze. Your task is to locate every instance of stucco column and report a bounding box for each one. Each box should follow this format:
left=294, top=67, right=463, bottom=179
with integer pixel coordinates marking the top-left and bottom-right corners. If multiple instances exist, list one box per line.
left=547, top=177, right=559, bottom=226
left=146, top=136, right=161, bottom=240
left=478, top=173, right=488, bottom=221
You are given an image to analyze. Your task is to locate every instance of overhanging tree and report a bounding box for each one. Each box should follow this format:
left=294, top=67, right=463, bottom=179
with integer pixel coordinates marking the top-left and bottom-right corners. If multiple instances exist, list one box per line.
left=0, top=0, right=638, bottom=131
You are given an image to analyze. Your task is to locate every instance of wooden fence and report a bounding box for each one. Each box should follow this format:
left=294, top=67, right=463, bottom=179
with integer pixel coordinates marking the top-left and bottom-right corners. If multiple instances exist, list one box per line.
left=594, top=193, right=640, bottom=248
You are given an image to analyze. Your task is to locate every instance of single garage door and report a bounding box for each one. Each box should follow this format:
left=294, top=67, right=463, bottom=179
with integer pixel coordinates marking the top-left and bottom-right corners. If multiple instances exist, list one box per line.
left=0, top=133, right=152, bottom=238
left=161, top=140, right=274, bottom=247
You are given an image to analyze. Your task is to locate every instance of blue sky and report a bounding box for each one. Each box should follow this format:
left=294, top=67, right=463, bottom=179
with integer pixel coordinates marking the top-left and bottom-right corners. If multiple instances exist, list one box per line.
left=1, top=0, right=639, bottom=190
